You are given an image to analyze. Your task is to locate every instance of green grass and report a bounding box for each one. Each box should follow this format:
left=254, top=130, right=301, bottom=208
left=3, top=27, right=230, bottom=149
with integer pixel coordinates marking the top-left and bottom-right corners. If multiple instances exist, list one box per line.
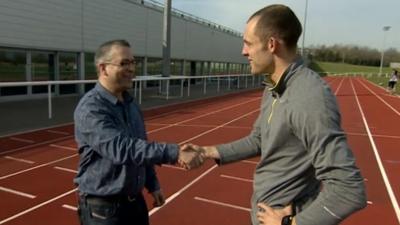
left=310, top=61, right=393, bottom=74
left=310, top=61, right=399, bottom=95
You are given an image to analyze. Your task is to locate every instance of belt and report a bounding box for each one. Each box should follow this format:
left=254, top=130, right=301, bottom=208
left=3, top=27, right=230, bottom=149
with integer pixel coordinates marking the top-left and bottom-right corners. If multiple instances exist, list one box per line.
left=78, top=193, right=139, bottom=204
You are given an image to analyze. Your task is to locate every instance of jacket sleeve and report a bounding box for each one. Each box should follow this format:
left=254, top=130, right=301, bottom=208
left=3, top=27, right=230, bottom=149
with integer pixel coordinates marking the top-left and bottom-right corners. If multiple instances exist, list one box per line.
left=290, top=89, right=367, bottom=225
left=216, top=110, right=262, bottom=164
left=145, top=165, right=161, bottom=193
left=76, top=107, right=179, bottom=166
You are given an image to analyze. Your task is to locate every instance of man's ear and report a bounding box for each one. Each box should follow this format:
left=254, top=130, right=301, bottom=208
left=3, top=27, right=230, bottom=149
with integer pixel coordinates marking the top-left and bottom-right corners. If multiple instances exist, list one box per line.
left=98, top=63, right=107, bottom=76
left=267, top=37, right=279, bottom=53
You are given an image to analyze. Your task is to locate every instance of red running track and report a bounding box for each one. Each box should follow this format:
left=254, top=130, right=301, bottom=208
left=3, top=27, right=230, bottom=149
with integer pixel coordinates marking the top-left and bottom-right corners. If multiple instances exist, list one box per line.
left=0, top=78, right=399, bottom=225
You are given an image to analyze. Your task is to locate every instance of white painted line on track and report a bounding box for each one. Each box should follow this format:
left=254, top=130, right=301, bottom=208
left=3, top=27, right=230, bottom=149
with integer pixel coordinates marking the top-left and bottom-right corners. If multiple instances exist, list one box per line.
left=367, top=201, right=373, bottom=205
left=178, top=108, right=260, bottom=144
left=385, top=160, right=400, bottom=164
left=0, top=135, right=73, bottom=156
left=149, top=165, right=218, bottom=216
left=62, top=204, right=78, bottom=211
left=150, top=105, right=261, bottom=216
left=46, top=130, right=70, bottom=135
left=0, top=188, right=77, bottom=225
left=346, top=132, right=400, bottom=139
left=9, top=137, right=34, bottom=144
left=4, top=156, right=35, bottom=164
left=0, top=154, right=78, bottom=180
left=241, top=160, right=258, bottom=165
left=194, top=196, right=251, bottom=212
left=147, top=123, right=252, bottom=130
left=160, top=164, right=186, bottom=171
left=350, top=78, right=400, bottom=223
left=49, top=144, right=76, bottom=151
left=220, top=174, right=253, bottom=183
left=334, top=77, right=345, bottom=95
left=54, top=166, right=78, bottom=174
left=0, top=122, right=73, bottom=139
left=0, top=186, right=36, bottom=199
left=356, top=78, right=400, bottom=116
left=147, top=98, right=261, bottom=134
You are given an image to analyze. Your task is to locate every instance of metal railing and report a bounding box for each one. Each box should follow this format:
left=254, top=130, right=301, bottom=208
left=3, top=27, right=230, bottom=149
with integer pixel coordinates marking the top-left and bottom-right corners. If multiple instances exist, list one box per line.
left=123, top=0, right=242, bottom=37
left=0, top=74, right=262, bottom=119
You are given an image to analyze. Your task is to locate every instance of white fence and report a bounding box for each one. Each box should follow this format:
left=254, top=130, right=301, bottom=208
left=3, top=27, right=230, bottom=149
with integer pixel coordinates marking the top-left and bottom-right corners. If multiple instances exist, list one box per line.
left=0, top=74, right=262, bottom=119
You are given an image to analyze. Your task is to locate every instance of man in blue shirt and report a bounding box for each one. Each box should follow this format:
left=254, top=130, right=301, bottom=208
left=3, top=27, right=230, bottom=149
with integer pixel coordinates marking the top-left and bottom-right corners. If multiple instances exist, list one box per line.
left=74, top=39, right=201, bottom=225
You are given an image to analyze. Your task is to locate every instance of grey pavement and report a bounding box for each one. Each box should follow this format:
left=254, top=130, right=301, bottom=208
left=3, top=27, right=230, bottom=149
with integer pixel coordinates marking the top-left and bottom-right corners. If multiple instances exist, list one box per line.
left=0, top=79, right=263, bottom=137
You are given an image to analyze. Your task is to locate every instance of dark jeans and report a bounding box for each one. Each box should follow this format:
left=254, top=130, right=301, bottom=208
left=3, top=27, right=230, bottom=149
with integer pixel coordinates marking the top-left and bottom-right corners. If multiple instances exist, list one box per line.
left=77, top=194, right=149, bottom=225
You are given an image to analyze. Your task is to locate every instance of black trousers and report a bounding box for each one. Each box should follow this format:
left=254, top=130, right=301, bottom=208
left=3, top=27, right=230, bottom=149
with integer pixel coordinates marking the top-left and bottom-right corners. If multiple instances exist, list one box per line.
left=77, top=193, right=149, bottom=225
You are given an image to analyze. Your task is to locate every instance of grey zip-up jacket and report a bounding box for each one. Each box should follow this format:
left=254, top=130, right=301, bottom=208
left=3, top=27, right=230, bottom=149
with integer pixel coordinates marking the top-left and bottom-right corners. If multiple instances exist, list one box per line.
left=216, top=60, right=366, bottom=225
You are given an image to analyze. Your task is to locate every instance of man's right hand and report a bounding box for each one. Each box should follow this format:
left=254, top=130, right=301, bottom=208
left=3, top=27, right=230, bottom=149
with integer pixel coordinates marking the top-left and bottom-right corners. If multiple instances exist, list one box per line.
left=178, top=144, right=220, bottom=170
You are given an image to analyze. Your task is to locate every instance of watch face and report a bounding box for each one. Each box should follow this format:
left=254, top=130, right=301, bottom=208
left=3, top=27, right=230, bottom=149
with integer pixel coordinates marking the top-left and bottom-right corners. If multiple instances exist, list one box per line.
left=281, top=215, right=293, bottom=225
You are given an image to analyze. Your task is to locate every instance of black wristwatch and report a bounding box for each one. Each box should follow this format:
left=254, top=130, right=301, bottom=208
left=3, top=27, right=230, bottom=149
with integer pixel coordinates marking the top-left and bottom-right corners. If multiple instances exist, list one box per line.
left=281, top=215, right=294, bottom=225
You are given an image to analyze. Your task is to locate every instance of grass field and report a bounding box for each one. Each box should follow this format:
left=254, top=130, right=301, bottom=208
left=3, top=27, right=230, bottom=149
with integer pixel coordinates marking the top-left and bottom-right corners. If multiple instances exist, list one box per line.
left=310, top=61, right=399, bottom=95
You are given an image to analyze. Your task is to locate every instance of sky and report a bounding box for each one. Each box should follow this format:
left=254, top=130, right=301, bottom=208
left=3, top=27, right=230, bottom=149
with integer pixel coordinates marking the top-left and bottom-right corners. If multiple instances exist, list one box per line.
left=152, top=0, right=400, bottom=51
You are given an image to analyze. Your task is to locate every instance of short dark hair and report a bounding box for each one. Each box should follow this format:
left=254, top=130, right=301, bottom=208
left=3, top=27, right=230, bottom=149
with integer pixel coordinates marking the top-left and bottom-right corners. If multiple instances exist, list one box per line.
left=94, top=39, right=131, bottom=66
left=248, top=4, right=302, bottom=50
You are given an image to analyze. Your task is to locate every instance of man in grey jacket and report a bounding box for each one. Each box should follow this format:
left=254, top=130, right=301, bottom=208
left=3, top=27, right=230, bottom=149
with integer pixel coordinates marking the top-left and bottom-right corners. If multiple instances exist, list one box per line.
left=182, top=4, right=366, bottom=225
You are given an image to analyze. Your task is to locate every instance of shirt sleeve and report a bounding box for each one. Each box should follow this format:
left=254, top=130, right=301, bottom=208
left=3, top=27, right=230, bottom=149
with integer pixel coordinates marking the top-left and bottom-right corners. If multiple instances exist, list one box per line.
left=216, top=111, right=262, bottom=164
left=77, top=107, right=179, bottom=166
left=290, top=90, right=367, bottom=225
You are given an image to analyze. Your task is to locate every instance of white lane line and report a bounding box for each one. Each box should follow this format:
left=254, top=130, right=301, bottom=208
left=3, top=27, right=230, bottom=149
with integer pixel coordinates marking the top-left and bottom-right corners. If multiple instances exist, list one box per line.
left=0, top=154, right=78, bottom=180
left=346, top=132, right=400, bottom=139
left=147, top=123, right=252, bottom=130
left=9, top=137, right=35, bottom=144
left=46, top=130, right=70, bottom=135
left=241, top=160, right=258, bottom=165
left=178, top=108, right=260, bottom=144
left=350, top=78, right=400, bottom=223
left=160, top=164, right=186, bottom=171
left=4, top=156, right=35, bottom=164
left=0, top=122, right=73, bottom=139
left=150, top=106, right=260, bottom=216
left=49, top=144, right=76, bottom=151
left=0, top=186, right=36, bottom=199
left=147, top=97, right=261, bottom=134
left=0, top=188, right=77, bottom=225
left=194, top=196, right=251, bottom=212
left=149, top=165, right=218, bottom=216
left=220, top=174, right=253, bottom=183
left=385, top=160, right=400, bottom=164
left=54, top=166, right=78, bottom=174
left=356, top=78, right=400, bottom=116
left=334, top=77, right=345, bottom=95
left=62, top=204, right=77, bottom=211
left=0, top=135, right=73, bottom=156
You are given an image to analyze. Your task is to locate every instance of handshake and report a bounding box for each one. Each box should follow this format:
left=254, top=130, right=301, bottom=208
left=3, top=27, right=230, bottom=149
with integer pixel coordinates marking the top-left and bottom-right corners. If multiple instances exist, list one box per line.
left=177, top=144, right=220, bottom=170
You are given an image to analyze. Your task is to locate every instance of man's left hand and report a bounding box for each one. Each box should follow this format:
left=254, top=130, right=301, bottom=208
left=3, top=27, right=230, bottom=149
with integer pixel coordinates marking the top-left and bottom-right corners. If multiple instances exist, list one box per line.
left=151, top=190, right=165, bottom=207
left=256, top=203, right=293, bottom=225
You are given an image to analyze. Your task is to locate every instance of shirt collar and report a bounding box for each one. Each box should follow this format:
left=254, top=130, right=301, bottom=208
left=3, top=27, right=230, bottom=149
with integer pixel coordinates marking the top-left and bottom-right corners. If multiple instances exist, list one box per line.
left=95, top=82, right=133, bottom=105
left=268, top=58, right=304, bottom=97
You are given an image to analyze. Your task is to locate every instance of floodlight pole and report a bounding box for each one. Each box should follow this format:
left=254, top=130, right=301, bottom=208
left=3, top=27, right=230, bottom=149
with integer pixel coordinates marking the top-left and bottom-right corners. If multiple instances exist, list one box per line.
left=301, top=0, right=308, bottom=57
left=162, top=0, right=171, bottom=77
left=379, top=26, right=391, bottom=76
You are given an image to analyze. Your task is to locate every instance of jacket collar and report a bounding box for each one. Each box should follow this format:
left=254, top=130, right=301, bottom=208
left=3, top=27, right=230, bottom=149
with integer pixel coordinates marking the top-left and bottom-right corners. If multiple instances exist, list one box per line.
left=95, top=82, right=133, bottom=105
left=268, top=58, right=304, bottom=97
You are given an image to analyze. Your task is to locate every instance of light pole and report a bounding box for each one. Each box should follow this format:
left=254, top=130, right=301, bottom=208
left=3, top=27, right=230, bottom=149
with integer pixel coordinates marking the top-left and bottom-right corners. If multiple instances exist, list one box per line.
left=301, top=0, right=309, bottom=57
left=379, top=26, right=391, bottom=76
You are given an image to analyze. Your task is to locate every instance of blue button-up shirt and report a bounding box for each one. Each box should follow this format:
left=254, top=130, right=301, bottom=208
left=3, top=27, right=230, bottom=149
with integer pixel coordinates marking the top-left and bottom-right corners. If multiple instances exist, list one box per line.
left=74, top=83, right=179, bottom=196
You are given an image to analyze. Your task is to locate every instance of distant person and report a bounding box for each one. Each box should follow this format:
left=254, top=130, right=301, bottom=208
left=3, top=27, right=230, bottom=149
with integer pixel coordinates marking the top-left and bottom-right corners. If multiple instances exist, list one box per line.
left=181, top=4, right=366, bottom=225
left=74, top=39, right=202, bottom=225
left=388, top=69, right=398, bottom=94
